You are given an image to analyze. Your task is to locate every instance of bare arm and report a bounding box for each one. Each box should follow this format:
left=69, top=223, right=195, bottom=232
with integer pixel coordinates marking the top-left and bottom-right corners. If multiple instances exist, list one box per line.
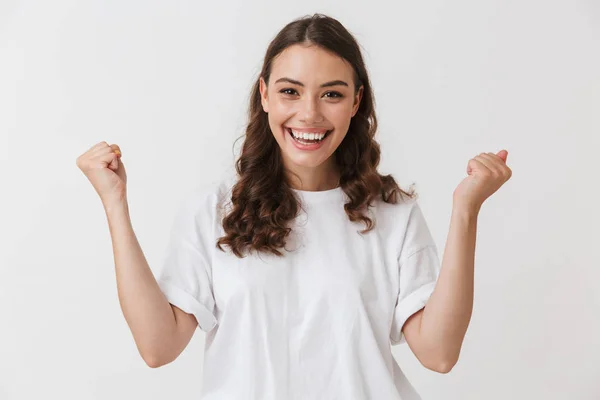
left=403, top=149, right=511, bottom=373
left=402, top=205, right=477, bottom=373
left=104, top=199, right=198, bottom=367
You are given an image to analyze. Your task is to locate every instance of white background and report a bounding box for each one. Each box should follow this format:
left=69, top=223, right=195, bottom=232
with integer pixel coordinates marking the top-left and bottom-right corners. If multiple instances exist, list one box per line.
left=1, top=0, right=598, bottom=399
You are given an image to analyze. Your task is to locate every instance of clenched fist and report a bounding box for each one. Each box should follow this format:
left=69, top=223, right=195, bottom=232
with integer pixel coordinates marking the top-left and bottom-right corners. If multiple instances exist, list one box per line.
left=76, top=141, right=127, bottom=206
left=453, top=149, right=512, bottom=213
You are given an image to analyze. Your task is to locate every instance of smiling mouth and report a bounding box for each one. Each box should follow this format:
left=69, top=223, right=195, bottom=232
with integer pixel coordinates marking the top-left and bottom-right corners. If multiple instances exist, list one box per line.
left=285, top=127, right=332, bottom=145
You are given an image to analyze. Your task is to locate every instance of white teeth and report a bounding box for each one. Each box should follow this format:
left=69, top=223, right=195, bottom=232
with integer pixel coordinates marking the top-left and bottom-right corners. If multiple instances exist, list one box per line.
left=289, top=128, right=327, bottom=141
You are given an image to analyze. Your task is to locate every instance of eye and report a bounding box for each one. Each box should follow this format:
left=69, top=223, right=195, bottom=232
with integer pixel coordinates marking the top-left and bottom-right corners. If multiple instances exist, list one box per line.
left=324, top=91, right=343, bottom=99
left=279, top=88, right=298, bottom=96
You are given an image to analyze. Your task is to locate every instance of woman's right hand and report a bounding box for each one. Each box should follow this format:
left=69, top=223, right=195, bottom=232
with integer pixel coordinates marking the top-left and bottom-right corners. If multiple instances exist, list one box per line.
left=76, top=141, right=127, bottom=205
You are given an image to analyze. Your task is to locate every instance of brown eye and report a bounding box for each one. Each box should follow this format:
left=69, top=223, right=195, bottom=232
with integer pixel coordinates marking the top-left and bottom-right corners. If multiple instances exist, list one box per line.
left=280, top=88, right=298, bottom=95
left=324, top=91, right=343, bottom=98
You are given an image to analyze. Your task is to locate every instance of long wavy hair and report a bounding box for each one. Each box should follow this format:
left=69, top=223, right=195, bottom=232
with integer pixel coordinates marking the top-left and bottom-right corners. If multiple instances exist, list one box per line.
left=216, top=13, right=416, bottom=258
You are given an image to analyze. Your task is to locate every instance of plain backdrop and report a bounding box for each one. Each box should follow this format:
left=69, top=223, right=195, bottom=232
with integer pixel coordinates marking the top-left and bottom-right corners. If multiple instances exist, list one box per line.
left=0, top=0, right=598, bottom=399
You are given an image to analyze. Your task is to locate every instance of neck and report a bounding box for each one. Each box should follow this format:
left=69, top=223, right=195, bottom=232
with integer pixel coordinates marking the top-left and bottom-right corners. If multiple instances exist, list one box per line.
left=285, top=158, right=340, bottom=192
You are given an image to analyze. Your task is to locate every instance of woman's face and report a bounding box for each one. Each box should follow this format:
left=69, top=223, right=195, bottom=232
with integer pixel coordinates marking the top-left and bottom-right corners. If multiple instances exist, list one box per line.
left=259, top=44, right=363, bottom=171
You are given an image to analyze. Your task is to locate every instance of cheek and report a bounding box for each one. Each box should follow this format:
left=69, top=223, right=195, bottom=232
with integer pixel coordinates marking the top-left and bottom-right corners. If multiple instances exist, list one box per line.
left=333, top=99, right=354, bottom=116
left=267, top=107, right=289, bottom=140
left=270, top=99, right=295, bottom=118
left=328, top=105, right=353, bottom=129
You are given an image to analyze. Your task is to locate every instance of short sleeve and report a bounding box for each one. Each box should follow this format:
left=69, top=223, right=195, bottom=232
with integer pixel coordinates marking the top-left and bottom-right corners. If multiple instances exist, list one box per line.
left=156, top=189, right=218, bottom=333
left=390, top=201, right=441, bottom=345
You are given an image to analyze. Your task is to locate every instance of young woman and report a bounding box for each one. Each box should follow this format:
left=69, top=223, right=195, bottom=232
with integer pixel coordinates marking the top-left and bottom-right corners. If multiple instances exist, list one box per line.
left=77, top=13, right=512, bottom=400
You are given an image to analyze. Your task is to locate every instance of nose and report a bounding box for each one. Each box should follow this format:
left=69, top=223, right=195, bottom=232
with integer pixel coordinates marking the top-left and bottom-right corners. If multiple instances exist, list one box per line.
left=299, top=96, right=324, bottom=124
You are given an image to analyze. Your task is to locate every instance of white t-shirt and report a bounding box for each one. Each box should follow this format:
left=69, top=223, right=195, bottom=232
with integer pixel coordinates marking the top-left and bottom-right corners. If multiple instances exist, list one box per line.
left=157, top=175, right=441, bottom=400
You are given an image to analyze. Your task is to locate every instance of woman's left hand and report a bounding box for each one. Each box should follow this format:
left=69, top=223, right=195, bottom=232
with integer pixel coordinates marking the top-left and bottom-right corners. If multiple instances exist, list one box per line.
left=453, top=149, right=512, bottom=213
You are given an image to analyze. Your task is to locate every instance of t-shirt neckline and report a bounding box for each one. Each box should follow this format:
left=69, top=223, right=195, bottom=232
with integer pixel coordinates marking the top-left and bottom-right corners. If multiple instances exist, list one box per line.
left=290, top=185, right=345, bottom=202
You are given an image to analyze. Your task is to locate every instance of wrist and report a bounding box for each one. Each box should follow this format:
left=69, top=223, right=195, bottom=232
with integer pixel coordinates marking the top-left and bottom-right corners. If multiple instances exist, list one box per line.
left=452, top=202, right=480, bottom=218
left=102, top=196, right=129, bottom=214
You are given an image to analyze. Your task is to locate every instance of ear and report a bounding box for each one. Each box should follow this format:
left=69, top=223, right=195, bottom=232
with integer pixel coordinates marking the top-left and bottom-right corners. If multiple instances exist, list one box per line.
left=351, top=85, right=363, bottom=117
left=259, top=77, right=269, bottom=113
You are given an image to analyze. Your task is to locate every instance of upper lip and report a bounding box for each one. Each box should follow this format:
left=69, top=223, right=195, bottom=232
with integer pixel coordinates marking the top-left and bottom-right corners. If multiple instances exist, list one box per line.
left=285, top=126, right=331, bottom=134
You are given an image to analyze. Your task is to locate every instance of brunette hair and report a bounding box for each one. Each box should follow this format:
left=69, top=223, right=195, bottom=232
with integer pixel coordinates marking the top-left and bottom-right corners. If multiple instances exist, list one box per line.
left=216, top=13, right=416, bottom=258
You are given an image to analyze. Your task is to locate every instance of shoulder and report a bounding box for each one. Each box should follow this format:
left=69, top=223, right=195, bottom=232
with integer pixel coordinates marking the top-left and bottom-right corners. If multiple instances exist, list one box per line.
left=371, top=195, right=435, bottom=253
left=372, top=193, right=421, bottom=227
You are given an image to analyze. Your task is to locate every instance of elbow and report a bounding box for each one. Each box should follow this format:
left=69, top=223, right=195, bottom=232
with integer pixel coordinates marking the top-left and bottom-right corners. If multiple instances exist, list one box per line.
left=426, top=359, right=456, bottom=374
left=141, top=348, right=171, bottom=369
left=143, top=353, right=165, bottom=368
left=422, top=354, right=459, bottom=374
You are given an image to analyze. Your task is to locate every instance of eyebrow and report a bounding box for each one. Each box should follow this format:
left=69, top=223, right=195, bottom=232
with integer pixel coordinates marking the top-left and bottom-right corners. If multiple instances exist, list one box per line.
left=274, top=77, right=349, bottom=88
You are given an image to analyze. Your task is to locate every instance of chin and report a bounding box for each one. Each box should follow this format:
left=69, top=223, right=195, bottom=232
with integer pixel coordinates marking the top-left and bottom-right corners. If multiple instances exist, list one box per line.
left=281, top=146, right=332, bottom=166
left=286, top=155, right=328, bottom=169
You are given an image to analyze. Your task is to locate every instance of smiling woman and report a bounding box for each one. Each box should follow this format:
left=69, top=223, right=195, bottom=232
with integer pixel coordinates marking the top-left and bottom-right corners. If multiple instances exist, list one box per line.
left=216, top=17, right=417, bottom=260
left=154, top=12, right=442, bottom=400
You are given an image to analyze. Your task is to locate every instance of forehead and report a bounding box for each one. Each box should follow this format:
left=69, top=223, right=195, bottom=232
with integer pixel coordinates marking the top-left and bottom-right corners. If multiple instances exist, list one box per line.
left=270, top=44, right=354, bottom=84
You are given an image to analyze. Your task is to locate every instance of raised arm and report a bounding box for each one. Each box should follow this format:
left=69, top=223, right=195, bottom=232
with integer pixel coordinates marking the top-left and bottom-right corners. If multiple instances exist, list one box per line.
left=77, top=141, right=199, bottom=367
left=105, top=199, right=198, bottom=367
